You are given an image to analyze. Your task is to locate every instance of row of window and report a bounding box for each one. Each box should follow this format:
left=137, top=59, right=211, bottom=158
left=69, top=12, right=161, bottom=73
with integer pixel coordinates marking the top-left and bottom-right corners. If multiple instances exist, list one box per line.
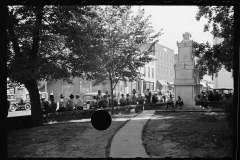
left=143, top=67, right=154, bottom=78
left=142, top=66, right=174, bottom=78
left=156, top=65, right=174, bottom=78
left=155, top=50, right=174, bottom=64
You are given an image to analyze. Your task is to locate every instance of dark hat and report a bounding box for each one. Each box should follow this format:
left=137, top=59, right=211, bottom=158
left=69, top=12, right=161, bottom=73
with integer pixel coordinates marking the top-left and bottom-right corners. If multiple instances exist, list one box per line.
left=69, top=94, right=74, bottom=98
left=76, top=94, right=80, bottom=98
left=60, top=94, right=64, bottom=98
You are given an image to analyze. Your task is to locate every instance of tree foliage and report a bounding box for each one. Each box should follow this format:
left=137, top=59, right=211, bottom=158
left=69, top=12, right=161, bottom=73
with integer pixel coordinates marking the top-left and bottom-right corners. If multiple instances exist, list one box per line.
left=89, top=6, right=162, bottom=89
left=7, top=5, right=103, bottom=126
left=194, top=6, right=234, bottom=77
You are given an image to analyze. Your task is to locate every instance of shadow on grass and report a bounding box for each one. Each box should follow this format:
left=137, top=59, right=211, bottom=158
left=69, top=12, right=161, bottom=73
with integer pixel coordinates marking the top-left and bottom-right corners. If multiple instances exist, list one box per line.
left=141, top=111, right=233, bottom=158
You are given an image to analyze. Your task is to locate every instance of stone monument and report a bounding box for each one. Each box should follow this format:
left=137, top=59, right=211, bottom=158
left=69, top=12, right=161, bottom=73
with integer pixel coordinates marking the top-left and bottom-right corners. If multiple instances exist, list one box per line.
left=174, top=32, right=201, bottom=109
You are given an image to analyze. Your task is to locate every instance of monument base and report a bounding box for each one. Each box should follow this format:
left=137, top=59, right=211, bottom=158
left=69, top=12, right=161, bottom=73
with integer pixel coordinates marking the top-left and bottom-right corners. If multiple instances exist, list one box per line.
left=181, top=100, right=202, bottom=110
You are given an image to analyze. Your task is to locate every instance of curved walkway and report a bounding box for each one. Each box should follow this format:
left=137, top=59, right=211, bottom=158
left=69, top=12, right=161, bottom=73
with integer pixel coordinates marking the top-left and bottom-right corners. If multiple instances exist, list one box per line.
left=109, top=110, right=155, bottom=158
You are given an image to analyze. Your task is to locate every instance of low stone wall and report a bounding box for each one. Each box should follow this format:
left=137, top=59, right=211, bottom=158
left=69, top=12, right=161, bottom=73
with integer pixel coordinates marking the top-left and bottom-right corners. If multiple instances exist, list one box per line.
left=8, top=105, right=142, bottom=131
left=144, top=102, right=167, bottom=110
left=42, top=105, right=141, bottom=123
left=195, top=101, right=223, bottom=108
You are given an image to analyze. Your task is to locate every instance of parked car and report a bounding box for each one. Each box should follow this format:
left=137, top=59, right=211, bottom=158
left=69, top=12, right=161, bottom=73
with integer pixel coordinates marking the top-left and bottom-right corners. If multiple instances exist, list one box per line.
left=7, top=93, right=31, bottom=112
left=7, top=94, right=18, bottom=112
left=82, top=92, right=106, bottom=110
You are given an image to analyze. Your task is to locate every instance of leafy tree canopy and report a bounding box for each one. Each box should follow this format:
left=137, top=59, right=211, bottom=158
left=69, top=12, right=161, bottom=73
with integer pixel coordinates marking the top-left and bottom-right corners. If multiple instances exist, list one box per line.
left=88, top=6, right=162, bottom=89
left=194, top=6, right=234, bottom=78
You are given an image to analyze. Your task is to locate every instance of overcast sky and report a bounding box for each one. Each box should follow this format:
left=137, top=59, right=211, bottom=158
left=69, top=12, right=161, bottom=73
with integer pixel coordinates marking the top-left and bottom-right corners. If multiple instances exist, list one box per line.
left=132, top=5, right=214, bottom=55
left=132, top=6, right=214, bottom=81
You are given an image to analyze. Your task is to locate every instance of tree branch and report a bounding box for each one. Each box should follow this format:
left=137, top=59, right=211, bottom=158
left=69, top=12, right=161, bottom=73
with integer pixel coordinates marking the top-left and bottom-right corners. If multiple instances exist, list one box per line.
left=7, top=7, right=21, bottom=57
left=30, top=5, right=44, bottom=60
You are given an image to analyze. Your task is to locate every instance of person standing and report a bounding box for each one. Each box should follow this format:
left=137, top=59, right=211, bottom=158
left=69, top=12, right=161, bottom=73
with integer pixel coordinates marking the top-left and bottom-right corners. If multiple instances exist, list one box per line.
left=96, top=90, right=102, bottom=107
left=75, top=94, right=84, bottom=110
left=67, top=94, right=75, bottom=111
left=145, top=88, right=152, bottom=104
left=166, top=94, right=174, bottom=110
left=57, top=94, right=67, bottom=112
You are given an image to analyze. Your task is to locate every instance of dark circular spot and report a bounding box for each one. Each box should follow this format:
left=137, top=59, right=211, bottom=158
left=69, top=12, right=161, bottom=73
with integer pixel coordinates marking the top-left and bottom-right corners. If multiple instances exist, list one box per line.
left=91, top=110, right=112, bottom=131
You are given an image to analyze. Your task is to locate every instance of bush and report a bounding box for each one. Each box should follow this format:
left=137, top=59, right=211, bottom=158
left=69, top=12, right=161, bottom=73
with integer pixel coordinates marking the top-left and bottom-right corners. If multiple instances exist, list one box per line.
left=222, top=96, right=233, bottom=130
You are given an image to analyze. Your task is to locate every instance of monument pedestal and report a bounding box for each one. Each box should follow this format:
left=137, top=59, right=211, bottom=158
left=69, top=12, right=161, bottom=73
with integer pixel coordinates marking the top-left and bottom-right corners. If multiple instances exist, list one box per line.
left=174, top=32, right=201, bottom=110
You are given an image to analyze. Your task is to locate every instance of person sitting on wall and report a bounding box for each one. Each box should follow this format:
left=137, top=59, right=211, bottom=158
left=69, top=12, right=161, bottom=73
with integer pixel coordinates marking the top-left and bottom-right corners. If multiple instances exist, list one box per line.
left=67, top=94, right=75, bottom=111
left=75, top=94, right=84, bottom=110
left=90, top=96, right=98, bottom=108
left=113, top=95, right=119, bottom=107
left=41, top=95, right=50, bottom=114
left=49, top=94, right=57, bottom=113
left=208, top=91, right=214, bottom=101
left=119, top=94, right=127, bottom=106
left=195, top=94, right=201, bottom=105
left=57, top=94, right=67, bottom=112
left=98, top=95, right=108, bottom=108
left=137, top=93, right=144, bottom=105
left=126, top=94, right=131, bottom=105
left=130, top=93, right=137, bottom=105
left=175, top=96, right=184, bottom=109
left=152, top=94, right=158, bottom=104
left=166, top=94, right=174, bottom=110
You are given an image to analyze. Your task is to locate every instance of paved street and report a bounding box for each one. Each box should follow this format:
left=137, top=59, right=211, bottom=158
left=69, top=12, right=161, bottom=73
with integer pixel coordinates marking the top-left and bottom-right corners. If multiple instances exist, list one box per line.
left=8, top=110, right=31, bottom=117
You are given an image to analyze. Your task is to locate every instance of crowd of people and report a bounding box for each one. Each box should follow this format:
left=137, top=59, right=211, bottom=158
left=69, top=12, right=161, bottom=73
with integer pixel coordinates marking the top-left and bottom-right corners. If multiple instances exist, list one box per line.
left=195, top=90, right=233, bottom=108
left=39, top=88, right=186, bottom=114
left=40, top=93, right=85, bottom=113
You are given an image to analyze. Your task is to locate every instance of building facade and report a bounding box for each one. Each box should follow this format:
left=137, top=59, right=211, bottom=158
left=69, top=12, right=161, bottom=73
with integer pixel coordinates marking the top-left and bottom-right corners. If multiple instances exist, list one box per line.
left=38, top=43, right=175, bottom=99
left=212, top=37, right=233, bottom=90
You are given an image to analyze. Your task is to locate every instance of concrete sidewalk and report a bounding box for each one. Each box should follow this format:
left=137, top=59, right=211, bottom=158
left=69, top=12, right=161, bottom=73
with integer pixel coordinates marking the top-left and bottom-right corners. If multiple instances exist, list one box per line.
left=109, top=110, right=155, bottom=158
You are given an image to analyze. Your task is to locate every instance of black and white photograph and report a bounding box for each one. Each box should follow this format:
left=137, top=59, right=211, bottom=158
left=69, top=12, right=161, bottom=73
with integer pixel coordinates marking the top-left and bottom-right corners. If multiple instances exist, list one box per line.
left=6, top=4, right=235, bottom=158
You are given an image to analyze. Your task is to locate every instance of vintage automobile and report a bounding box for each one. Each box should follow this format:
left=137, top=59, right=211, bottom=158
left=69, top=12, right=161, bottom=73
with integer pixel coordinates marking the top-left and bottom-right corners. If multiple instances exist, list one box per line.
left=82, top=92, right=106, bottom=110
left=7, top=93, right=31, bottom=112
left=7, top=91, right=48, bottom=112
left=7, top=94, right=18, bottom=112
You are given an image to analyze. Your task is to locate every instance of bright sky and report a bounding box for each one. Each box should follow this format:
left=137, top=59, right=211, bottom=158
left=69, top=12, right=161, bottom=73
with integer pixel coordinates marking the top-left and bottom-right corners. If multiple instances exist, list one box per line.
left=132, top=5, right=214, bottom=82
left=132, top=5, right=214, bottom=54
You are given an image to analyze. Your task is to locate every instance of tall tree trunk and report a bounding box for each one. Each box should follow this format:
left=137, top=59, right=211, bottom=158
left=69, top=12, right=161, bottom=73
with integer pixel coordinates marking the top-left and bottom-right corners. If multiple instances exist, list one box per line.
left=24, top=79, right=43, bottom=127
left=108, top=71, right=114, bottom=116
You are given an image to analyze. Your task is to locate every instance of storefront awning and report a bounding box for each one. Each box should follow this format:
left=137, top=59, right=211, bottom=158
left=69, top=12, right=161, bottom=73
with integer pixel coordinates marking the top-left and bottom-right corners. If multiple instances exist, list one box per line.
left=157, top=80, right=168, bottom=86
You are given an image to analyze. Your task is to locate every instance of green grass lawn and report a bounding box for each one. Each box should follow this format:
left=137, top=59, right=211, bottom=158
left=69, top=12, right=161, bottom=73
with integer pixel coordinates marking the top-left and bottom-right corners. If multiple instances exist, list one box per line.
left=8, top=112, right=140, bottom=158
left=142, top=111, right=233, bottom=158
